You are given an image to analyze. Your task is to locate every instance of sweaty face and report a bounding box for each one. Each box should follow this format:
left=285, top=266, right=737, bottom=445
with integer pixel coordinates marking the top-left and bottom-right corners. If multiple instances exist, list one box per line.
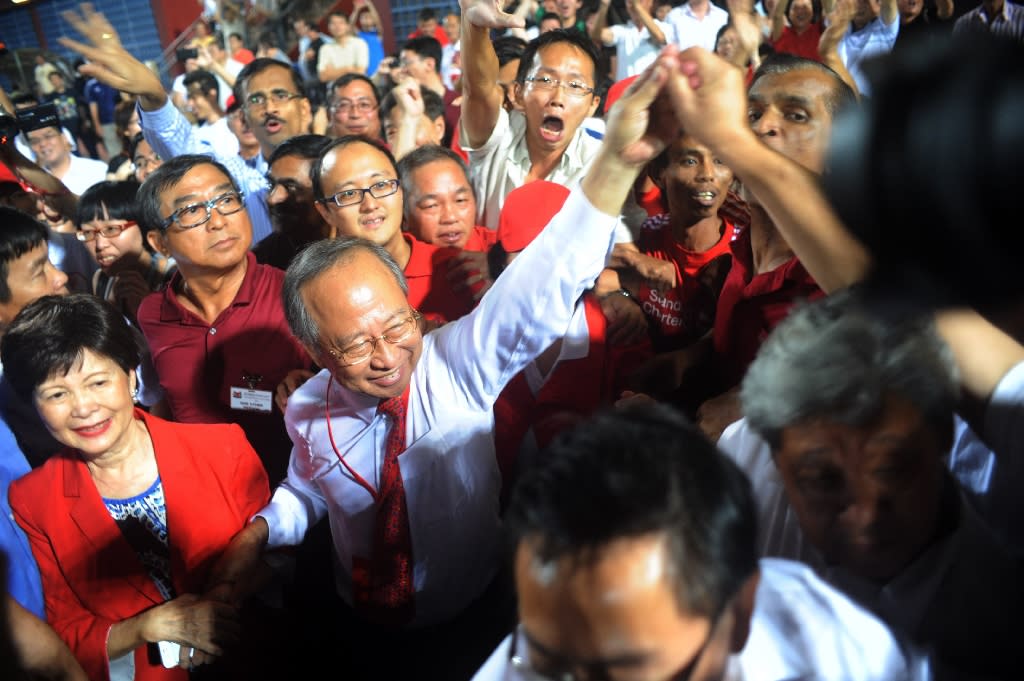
left=242, top=65, right=312, bottom=152
left=151, top=163, right=252, bottom=272
left=774, top=395, right=949, bottom=583
left=518, top=43, right=600, bottom=154
left=661, top=135, right=734, bottom=223
left=303, top=252, right=422, bottom=399
left=515, top=534, right=733, bottom=681
left=405, top=159, right=477, bottom=248
left=747, top=67, right=836, bottom=175
left=267, top=154, right=328, bottom=245
left=0, top=241, right=69, bottom=328
left=314, top=141, right=404, bottom=253
left=330, top=80, right=382, bottom=139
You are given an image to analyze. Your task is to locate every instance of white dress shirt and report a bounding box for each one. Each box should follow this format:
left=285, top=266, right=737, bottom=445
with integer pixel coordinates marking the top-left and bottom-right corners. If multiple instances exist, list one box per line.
left=665, top=2, right=730, bottom=52
left=471, top=558, right=929, bottom=681
left=259, top=186, right=619, bottom=627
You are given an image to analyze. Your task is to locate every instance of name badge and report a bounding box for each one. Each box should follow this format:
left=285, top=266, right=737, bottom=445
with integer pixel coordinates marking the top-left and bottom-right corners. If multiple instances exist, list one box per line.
left=230, top=386, right=273, bottom=413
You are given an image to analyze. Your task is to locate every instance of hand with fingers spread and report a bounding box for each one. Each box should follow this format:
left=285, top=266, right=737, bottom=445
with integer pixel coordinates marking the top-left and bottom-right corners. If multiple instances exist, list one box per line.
left=461, top=0, right=526, bottom=29
left=58, top=3, right=167, bottom=110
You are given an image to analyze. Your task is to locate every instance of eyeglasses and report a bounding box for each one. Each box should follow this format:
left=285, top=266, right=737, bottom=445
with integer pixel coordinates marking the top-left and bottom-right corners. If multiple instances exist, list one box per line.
left=507, top=619, right=716, bottom=681
left=160, top=192, right=245, bottom=231
left=27, top=130, right=62, bottom=147
left=133, top=154, right=162, bottom=171
left=318, top=179, right=399, bottom=209
left=330, top=98, right=378, bottom=115
left=245, top=89, right=304, bottom=111
left=524, top=76, right=595, bottom=98
left=76, top=221, right=138, bottom=242
left=326, top=312, right=422, bottom=366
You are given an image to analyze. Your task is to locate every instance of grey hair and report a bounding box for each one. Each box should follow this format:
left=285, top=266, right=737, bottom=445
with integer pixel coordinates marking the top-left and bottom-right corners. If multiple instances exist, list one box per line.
left=740, top=288, right=960, bottom=450
left=395, top=144, right=474, bottom=217
left=282, top=237, right=408, bottom=351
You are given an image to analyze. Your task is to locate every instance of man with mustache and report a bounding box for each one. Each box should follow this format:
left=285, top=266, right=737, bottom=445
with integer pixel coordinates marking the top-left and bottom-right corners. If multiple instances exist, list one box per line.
left=58, top=7, right=313, bottom=246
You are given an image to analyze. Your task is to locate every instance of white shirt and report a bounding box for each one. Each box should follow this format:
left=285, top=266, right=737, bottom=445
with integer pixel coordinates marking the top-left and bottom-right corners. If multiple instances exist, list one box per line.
left=665, top=2, right=730, bottom=51
left=462, top=108, right=603, bottom=230
left=837, top=14, right=899, bottom=96
left=471, top=558, right=928, bottom=681
left=195, top=116, right=240, bottom=160
left=171, top=71, right=237, bottom=112
left=607, top=20, right=670, bottom=81
left=259, top=187, right=619, bottom=627
left=53, top=154, right=108, bottom=196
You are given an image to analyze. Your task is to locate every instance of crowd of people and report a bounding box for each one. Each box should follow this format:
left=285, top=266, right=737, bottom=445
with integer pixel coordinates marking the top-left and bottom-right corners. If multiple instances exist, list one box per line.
left=0, top=0, right=1022, bottom=679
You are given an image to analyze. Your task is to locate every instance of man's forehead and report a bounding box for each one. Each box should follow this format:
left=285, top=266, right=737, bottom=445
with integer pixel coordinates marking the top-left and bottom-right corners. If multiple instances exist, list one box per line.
left=271, top=154, right=314, bottom=179
left=533, top=44, right=595, bottom=79
left=323, top=142, right=395, bottom=183
left=164, top=164, right=232, bottom=198
left=412, top=159, right=470, bottom=189
left=749, top=68, right=834, bottom=105
left=245, top=65, right=297, bottom=94
left=337, top=80, right=375, bottom=100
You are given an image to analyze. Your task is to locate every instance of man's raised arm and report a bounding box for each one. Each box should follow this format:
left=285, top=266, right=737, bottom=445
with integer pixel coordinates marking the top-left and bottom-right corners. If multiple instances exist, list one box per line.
left=666, top=46, right=870, bottom=292
left=458, top=0, right=524, bottom=148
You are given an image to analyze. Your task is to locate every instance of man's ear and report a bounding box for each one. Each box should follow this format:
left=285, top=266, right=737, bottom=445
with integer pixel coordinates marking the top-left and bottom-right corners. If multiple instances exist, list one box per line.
left=729, top=569, right=760, bottom=654
left=431, top=115, right=446, bottom=145
left=314, top=201, right=338, bottom=239
left=147, top=230, right=170, bottom=258
left=301, top=97, right=313, bottom=133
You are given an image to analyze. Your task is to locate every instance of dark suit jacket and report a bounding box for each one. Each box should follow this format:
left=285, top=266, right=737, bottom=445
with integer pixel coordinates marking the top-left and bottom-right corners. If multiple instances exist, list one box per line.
left=10, top=409, right=271, bottom=681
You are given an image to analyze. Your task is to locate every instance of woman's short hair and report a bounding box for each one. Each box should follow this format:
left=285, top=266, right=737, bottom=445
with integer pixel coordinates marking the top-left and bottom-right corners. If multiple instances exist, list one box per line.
left=1, top=294, right=140, bottom=401
left=75, top=180, right=141, bottom=228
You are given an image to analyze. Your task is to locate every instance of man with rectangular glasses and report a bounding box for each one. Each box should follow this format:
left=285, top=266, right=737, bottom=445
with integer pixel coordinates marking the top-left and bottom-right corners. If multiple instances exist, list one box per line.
left=205, top=50, right=680, bottom=679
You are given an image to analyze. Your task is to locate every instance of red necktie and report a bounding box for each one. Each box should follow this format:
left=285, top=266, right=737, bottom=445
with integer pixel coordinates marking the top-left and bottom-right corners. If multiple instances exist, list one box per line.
left=353, top=386, right=416, bottom=626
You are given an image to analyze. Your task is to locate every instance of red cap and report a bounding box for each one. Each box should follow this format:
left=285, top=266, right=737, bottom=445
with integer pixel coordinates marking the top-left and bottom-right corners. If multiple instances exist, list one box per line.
left=497, top=180, right=571, bottom=252
left=604, top=75, right=638, bottom=114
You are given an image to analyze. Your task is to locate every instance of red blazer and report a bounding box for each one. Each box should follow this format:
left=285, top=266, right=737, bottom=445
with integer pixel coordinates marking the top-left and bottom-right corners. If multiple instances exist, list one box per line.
left=10, top=409, right=271, bottom=681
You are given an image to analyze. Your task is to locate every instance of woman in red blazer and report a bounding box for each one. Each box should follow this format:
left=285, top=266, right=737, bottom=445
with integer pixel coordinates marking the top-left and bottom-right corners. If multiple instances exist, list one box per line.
left=3, top=294, right=271, bottom=681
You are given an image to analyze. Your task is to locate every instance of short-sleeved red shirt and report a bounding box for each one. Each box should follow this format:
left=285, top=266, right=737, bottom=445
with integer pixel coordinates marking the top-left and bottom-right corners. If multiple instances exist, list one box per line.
left=772, top=23, right=825, bottom=62
left=137, top=251, right=310, bottom=485
left=712, top=226, right=824, bottom=390
left=402, top=233, right=476, bottom=322
left=463, top=225, right=498, bottom=252
left=636, top=214, right=737, bottom=352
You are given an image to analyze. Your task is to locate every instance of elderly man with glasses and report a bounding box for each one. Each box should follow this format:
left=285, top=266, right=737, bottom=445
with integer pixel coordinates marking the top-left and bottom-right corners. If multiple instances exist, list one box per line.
left=134, top=154, right=312, bottom=487
left=203, top=47, right=687, bottom=679
left=59, top=7, right=315, bottom=245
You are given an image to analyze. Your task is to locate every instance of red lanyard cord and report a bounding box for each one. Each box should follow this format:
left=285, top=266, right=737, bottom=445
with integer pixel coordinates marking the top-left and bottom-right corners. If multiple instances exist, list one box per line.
left=324, top=375, right=379, bottom=502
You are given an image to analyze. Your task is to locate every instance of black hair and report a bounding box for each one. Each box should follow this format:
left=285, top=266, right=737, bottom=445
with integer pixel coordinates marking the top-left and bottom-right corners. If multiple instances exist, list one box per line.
left=785, top=0, right=823, bottom=25
left=128, top=131, right=148, bottom=160
left=330, top=73, right=382, bottom=104
left=268, top=133, right=332, bottom=166
left=493, top=36, right=528, bottom=69
left=0, top=207, right=48, bottom=305
left=136, top=154, right=241, bottom=233
left=396, top=144, right=474, bottom=215
left=417, top=7, right=438, bottom=22
left=75, top=181, right=141, bottom=228
left=311, top=135, right=399, bottom=201
left=751, top=53, right=857, bottom=117
left=229, top=31, right=244, bottom=42
left=257, top=31, right=279, bottom=49
left=379, top=85, right=444, bottom=123
left=1, top=294, right=141, bottom=401
left=537, top=11, right=562, bottom=26
left=516, top=29, right=602, bottom=97
left=233, top=58, right=306, bottom=107
left=183, top=69, right=220, bottom=99
left=402, top=36, right=443, bottom=74
left=505, top=403, right=759, bottom=618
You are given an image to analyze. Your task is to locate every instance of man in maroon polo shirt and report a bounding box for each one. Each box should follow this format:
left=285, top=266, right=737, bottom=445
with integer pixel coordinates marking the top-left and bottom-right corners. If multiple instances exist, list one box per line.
left=311, top=136, right=476, bottom=322
left=136, top=154, right=312, bottom=485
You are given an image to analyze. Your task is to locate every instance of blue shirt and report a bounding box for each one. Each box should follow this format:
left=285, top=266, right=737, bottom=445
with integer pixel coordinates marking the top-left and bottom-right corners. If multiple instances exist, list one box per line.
left=85, top=79, right=118, bottom=124
left=0, top=416, right=44, bottom=619
left=359, top=31, right=385, bottom=76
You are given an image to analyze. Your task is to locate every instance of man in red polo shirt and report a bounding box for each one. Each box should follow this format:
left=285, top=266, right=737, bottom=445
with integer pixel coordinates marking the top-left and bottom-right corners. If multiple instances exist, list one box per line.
left=136, top=154, right=312, bottom=485
left=397, top=145, right=496, bottom=301
left=311, top=136, right=475, bottom=322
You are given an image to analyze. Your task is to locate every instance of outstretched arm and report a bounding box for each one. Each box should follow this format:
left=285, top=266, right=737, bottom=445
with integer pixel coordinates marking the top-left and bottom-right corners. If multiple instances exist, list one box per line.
left=591, top=0, right=617, bottom=45
left=819, top=0, right=859, bottom=97
left=666, top=46, right=870, bottom=292
left=630, top=0, right=668, bottom=45
left=459, top=0, right=525, bottom=148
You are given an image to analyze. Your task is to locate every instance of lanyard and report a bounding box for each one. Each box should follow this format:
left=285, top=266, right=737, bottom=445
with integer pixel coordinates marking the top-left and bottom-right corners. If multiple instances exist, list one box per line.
left=324, top=375, right=380, bottom=502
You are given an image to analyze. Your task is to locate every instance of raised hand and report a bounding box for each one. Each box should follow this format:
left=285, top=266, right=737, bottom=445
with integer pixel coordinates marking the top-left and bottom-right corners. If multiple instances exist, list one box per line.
left=58, top=3, right=165, bottom=108
left=666, top=47, right=751, bottom=155
left=601, top=52, right=676, bottom=167
left=461, top=0, right=526, bottom=29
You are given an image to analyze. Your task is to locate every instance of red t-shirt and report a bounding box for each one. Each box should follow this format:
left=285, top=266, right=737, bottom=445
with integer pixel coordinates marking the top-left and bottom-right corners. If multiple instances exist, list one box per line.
left=463, top=225, right=498, bottom=252
left=772, top=23, right=825, bottom=62
left=402, top=233, right=476, bottom=322
left=136, top=252, right=311, bottom=485
left=636, top=214, right=737, bottom=352
left=712, top=226, right=824, bottom=390
left=408, top=25, right=450, bottom=46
